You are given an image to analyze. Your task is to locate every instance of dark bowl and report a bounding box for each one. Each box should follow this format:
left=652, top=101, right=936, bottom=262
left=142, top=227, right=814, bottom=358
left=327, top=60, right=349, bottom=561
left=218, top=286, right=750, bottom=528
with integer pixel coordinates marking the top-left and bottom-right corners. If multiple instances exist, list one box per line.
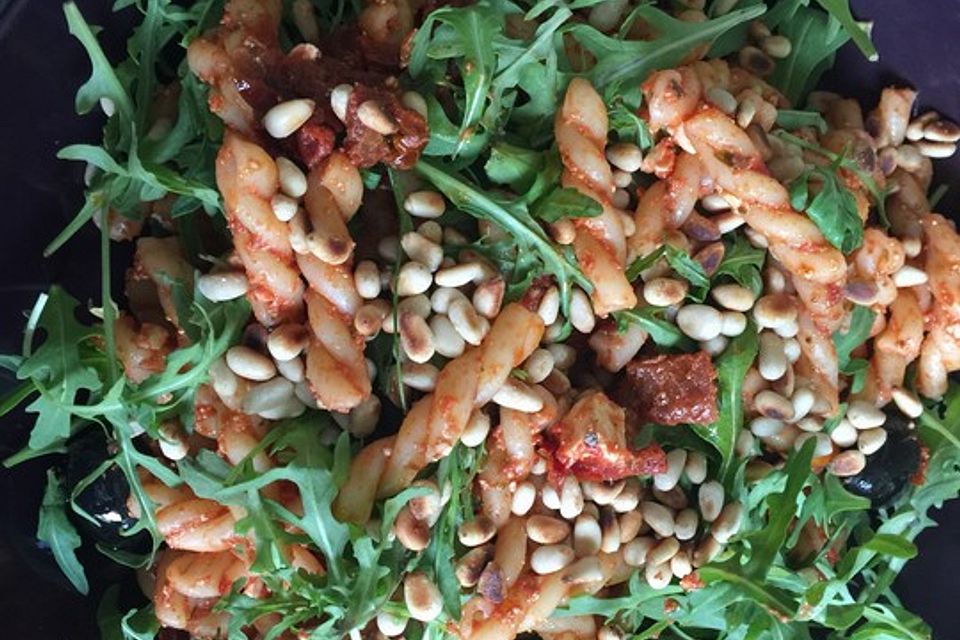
left=1, top=0, right=959, bottom=637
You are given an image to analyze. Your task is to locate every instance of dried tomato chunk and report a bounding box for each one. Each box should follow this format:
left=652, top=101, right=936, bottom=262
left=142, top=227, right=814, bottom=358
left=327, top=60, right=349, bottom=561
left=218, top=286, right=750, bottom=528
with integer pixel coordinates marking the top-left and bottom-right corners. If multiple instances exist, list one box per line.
left=616, top=351, right=719, bottom=426
left=541, top=390, right=667, bottom=483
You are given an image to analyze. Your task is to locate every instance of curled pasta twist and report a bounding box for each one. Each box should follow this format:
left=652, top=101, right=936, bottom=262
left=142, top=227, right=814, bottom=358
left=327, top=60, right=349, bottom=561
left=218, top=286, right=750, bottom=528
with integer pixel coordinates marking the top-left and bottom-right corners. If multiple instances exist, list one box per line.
left=334, top=303, right=545, bottom=524
left=917, top=213, right=960, bottom=398
left=555, top=78, right=637, bottom=316
left=217, top=131, right=306, bottom=327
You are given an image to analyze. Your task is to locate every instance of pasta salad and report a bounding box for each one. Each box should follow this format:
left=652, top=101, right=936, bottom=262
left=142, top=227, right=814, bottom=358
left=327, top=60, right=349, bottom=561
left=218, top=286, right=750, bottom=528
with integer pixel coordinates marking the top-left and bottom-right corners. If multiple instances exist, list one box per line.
left=5, top=0, right=960, bottom=639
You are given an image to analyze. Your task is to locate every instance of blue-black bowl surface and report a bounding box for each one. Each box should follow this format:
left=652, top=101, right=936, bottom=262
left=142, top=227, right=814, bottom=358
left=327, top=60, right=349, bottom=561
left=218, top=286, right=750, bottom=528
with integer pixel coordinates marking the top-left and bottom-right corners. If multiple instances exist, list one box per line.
left=1, top=0, right=958, bottom=636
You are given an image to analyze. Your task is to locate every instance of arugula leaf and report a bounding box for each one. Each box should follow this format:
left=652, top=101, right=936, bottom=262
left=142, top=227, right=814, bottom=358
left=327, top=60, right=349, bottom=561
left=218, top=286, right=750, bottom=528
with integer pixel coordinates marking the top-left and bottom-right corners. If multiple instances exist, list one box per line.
left=833, top=305, right=875, bottom=394
left=813, top=0, right=878, bottom=61
left=626, top=245, right=710, bottom=301
left=790, top=158, right=863, bottom=254
left=776, top=109, right=829, bottom=133
left=693, top=325, right=759, bottom=486
left=416, top=159, right=590, bottom=311
left=604, top=83, right=653, bottom=150
left=612, top=307, right=696, bottom=351
left=484, top=142, right=543, bottom=191
left=713, top=232, right=766, bottom=296
left=532, top=187, right=603, bottom=223
left=567, top=5, right=766, bottom=88
left=37, top=469, right=89, bottom=595
left=17, top=288, right=102, bottom=449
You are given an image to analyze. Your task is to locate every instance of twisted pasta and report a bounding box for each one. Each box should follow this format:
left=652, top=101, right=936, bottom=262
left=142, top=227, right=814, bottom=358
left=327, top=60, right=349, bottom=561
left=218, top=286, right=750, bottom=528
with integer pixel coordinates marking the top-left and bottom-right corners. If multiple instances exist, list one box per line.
left=334, top=303, right=544, bottom=522
left=217, top=131, right=306, bottom=327
left=917, top=213, right=960, bottom=398
left=556, top=78, right=637, bottom=316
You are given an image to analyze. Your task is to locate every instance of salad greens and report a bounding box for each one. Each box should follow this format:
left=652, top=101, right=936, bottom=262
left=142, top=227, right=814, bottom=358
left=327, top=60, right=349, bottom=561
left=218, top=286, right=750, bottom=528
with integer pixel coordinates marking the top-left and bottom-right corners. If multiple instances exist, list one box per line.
left=2, top=1, right=959, bottom=640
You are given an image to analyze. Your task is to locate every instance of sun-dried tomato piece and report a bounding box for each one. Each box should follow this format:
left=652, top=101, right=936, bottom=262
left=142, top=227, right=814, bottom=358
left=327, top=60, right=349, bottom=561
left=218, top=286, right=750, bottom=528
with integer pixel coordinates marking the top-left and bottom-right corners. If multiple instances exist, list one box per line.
left=616, top=351, right=719, bottom=426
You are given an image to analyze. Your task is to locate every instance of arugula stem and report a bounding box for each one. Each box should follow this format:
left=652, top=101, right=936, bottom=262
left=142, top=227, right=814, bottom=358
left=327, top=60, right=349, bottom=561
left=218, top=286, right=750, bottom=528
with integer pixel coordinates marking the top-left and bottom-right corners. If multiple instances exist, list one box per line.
left=100, top=222, right=119, bottom=386
left=917, top=410, right=960, bottom=450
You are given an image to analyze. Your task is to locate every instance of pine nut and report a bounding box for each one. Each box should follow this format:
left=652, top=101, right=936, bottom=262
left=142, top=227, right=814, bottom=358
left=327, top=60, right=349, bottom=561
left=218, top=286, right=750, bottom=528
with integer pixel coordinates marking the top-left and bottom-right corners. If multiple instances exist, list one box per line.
left=558, top=474, right=584, bottom=519
left=404, top=191, right=445, bottom=219
left=330, top=84, right=352, bottom=122
left=750, top=416, right=785, bottom=437
left=670, top=550, right=693, bottom=579
left=511, top=481, right=536, bottom=516
left=400, top=232, right=442, bottom=272
left=891, top=265, right=928, bottom=287
left=267, top=324, right=309, bottom=362
left=613, top=170, right=633, bottom=189
left=613, top=479, right=641, bottom=513
left=654, top=449, right=687, bottom=492
left=276, top=355, right=305, bottom=384
left=907, top=111, right=938, bottom=141
left=226, top=346, right=276, bottom=381
left=609, top=188, right=628, bottom=209
left=711, top=283, right=755, bottom=312
left=648, top=537, right=680, bottom=567
left=828, top=450, right=866, bottom=477
left=493, top=378, right=544, bottom=413
left=711, top=502, right=743, bottom=543
left=197, top=271, right=248, bottom=302
left=455, top=545, right=493, bottom=587
left=701, top=335, right=728, bottom=357
left=643, top=277, right=688, bottom=307
left=891, top=386, right=923, bottom=418
left=528, top=514, right=571, bottom=545
left=430, top=314, right=466, bottom=358
left=404, top=572, right=442, bottom=622
left=473, top=278, right=505, bottom=319
left=924, top=119, right=960, bottom=143
left=210, top=356, right=239, bottom=400
left=916, top=141, right=957, bottom=158
left=431, top=288, right=469, bottom=314
left=847, top=400, right=886, bottom=430
left=901, top=236, right=922, bottom=258
left=676, top=304, right=723, bottom=341
left=396, top=261, right=433, bottom=296
left=564, top=556, right=604, bottom=585
left=158, top=422, right=188, bottom=461
left=701, top=194, right=732, bottom=212
left=584, top=480, right=625, bottom=506
left=544, top=344, right=574, bottom=371
left=735, top=429, right=756, bottom=456
left=400, top=90, right=428, bottom=117
left=754, top=389, right=794, bottom=421
left=376, top=610, right=408, bottom=637
left=355, top=301, right=390, bottom=337
left=640, top=501, right=674, bottom=537
left=713, top=211, right=745, bottom=235
left=606, top=142, right=644, bottom=173
left=693, top=535, right=723, bottom=567
left=401, top=362, right=439, bottom=392
left=857, top=427, right=887, bottom=455
left=460, top=410, right=491, bottom=448
left=542, top=483, right=561, bottom=510
left=774, top=318, right=799, bottom=339
left=795, top=432, right=833, bottom=458
left=569, top=289, right=596, bottom=333
left=263, top=98, right=315, bottom=139
left=550, top=219, right=577, bottom=245
left=619, top=510, right=644, bottom=544
left=720, top=311, right=747, bottom=337
left=353, top=260, right=382, bottom=300
left=645, top=561, right=673, bottom=589
left=653, top=486, right=688, bottom=512
left=459, top=516, right=496, bottom=547
left=599, top=507, right=621, bottom=553
left=531, top=544, right=576, bottom=575
left=408, top=480, right=442, bottom=524
left=522, top=349, right=555, bottom=384
left=753, top=294, right=797, bottom=329
left=433, top=262, right=482, bottom=288
left=357, top=100, right=398, bottom=135
left=758, top=332, right=787, bottom=381
left=399, top=312, right=435, bottom=364
left=761, top=34, right=792, bottom=58
left=272, top=158, right=306, bottom=200
left=448, top=298, right=489, bottom=346
left=243, top=377, right=295, bottom=415
left=790, top=387, right=815, bottom=422
left=574, top=514, right=602, bottom=557
left=698, top=480, right=724, bottom=522
left=783, top=337, right=801, bottom=363
left=705, top=86, right=737, bottom=115
left=394, top=506, right=431, bottom=551
left=684, top=451, right=708, bottom=484
left=588, top=0, right=629, bottom=31
left=346, top=394, right=380, bottom=436
left=674, top=508, right=699, bottom=541
left=830, top=419, right=859, bottom=447
left=533, top=287, right=559, bottom=327
left=623, top=536, right=655, bottom=567
left=796, top=416, right=823, bottom=433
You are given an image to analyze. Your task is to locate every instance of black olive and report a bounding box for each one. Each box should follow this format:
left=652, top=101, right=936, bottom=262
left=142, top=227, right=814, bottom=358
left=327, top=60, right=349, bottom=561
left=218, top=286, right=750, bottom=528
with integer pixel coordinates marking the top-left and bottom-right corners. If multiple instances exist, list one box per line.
left=64, top=429, right=146, bottom=549
left=842, top=408, right=921, bottom=506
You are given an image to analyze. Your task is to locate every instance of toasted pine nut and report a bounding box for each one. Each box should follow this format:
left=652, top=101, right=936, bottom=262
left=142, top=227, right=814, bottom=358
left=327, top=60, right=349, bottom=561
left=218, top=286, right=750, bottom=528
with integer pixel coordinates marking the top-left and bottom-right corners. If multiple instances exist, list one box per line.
left=847, top=400, right=886, bottom=430
left=828, top=450, right=866, bottom=477
left=623, top=536, right=655, bottom=567
left=645, top=561, right=673, bottom=589
left=753, top=294, right=797, bottom=329
left=401, top=90, right=428, bottom=117
left=711, top=284, right=755, bottom=312
left=271, top=192, right=300, bottom=222
left=618, top=510, right=644, bottom=544
left=830, top=419, right=859, bottom=447
left=158, top=421, right=188, bottom=461
left=394, top=506, right=431, bottom=551
left=674, top=508, right=699, bottom=541
left=401, top=362, right=439, bottom=392
left=210, top=356, right=239, bottom=399
left=404, top=572, right=442, bottom=622
left=720, top=311, right=747, bottom=337
left=701, top=335, right=728, bottom=356
left=243, top=377, right=295, bottom=415
left=353, top=260, right=382, bottom=300
left=276, top=156, right=307, bottom=198
left=891, top=386, right=923, bottom=418
left=891, top=265, right=928, bottom=287
left=401, top=232, right=443, bottom=272
left=570, top=288, right=596, bottom=333
left=750, top=416, right=785, bottom=437
left=653, top=449, right=687, bottom=492
left=511, top=481, right=536, bottom=516
left=559, top=474, right=585, bottom=519
left=916, top=140, right=957, bottom=158
left=761, top=34, right=791, bottom=58
left=330, top=84, right=352, bottom=122
left=684, top=451, right=708, bottom=484
left=606, top=142, right=644, bottom=173
left=523, top=349, right=555, bottom=384
left=492, top=379, right=543, bottom=413
left=538, top=286, right=561, bottom=325
left=564, top=556, right=604, bottom=585
left=647, top=537, right=681, bottom=567
left=612, top=479, right=641, bottom=513
left=404, top=191, right=446, bottom=218
left=599, top=506, right=621, bottom=553
left=857, top=427, right=887, bottom=455
left=698, top=480, right=724, bottom=522
left=531, top=544, right=575, bottom=575
left=573, top=513, right=602, bottom=557
left=458, top=515, right=496, bottom=547
left=430, top=287, right=470, bottom=314
left=399, top=312, right=435, bottom=364
left=705, top=86, right=737, bottom=115
left=429, top=314, right=466, bottom=358
left=758, top=332, right=787, bottom=381
left=435, top=262, right=486, bottom=288
left=460, top=409, right=491, bottom=448
left=471, top=278, right=505, bottom=320
left=449, top=298, right=489, bottom=346
left=396, top=261, right=433, bottom=296
left=711, top=502, right=743, bottom=543
left=643, top=277, right=688, bottom=307
left=276, top=355, right=305, bottom=384
left=924, top=119, right=960, bottom=143
left=701, top=194, right=732, bottom=212
left=550, top=219, right=577, bottom=244
left=640, top=501, right=674, bottom=537
left=693, top=535, right=724, bottom=567
left=376, top=610, right=408, bottom=637
left=355, top=300, right=390, bottom=337
left=357, top=100, right=398, bottom=135
left=528, top=514, right=571, bottom=544
left=754, top=389, right=795, bottom=421
left=263, top=99, right=315, bottom=139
